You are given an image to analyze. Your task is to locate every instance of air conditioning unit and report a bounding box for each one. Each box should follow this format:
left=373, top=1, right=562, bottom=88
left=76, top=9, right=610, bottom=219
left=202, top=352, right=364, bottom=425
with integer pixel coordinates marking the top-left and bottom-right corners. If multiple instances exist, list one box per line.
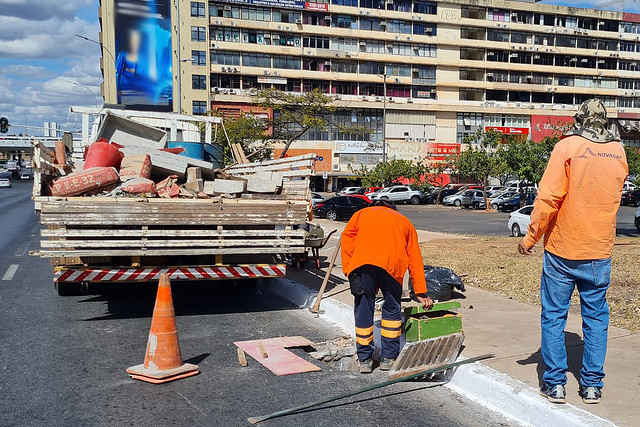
left=272, top=34, right=280, bottom=40
left=211, top=41, right=217, bottom=48
left=388, top=97, right=395, bottom=102
left=249, top=88, right=258, bottom=95
left=375, top=96, right=383, bottom=102
left=224, top=5, right=231, bottom=10
left=407, top=97, right=413, bottom=103
left=263, top=70, right=270, bottom=75
left=324, top=15, right=331, bottom=21
left=230, top=21, right=236, bottom=26
left=406, top=36, right=411, bottom=41
left=229, top=89, right=236, bottom=94
left=509, top=53, right=518, bottom=57
left=345, top=52, right=352, bottom=57
left=212, top=87, right=220, bottom=93
left=295, top=18, right=302, bottom=24
left=324, top=60, right=331, bottom=66
left=335, top=94, right=342, bottom=99
left=214, top=20, right=222, bottom=25
left=359, top=41, right=367, bottom=46
left=361, top=95, right=368, bottom=100
left=380, top=21, right=387, bottom=27
left=273, top=71, right=280, bottom=76
left=221, top=66, right=227, bottom=72
left=222, top=88, right=229, bottom=94
left=277, top=25, right=283, bottom=30
left=234, top=67, right=240, bottom=73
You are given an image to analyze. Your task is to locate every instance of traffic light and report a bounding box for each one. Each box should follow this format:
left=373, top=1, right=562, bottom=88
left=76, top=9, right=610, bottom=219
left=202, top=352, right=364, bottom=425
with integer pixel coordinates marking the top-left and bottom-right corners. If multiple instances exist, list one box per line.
left=0, top=117, right=8, bottom=133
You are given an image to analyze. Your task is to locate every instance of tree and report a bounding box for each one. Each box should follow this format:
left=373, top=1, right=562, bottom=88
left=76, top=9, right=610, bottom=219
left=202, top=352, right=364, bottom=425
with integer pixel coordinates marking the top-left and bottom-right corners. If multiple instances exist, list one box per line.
left=353, top=159, right=427, bottom=188
left=624, top=146, right=640, bottom=184
left=213, top=113, right=270, bottom=163
left=455, top=129, right=505, bottom=210
left=425, top=153, right=457, bottom=205
left=256, top=89, right=337, bottom=158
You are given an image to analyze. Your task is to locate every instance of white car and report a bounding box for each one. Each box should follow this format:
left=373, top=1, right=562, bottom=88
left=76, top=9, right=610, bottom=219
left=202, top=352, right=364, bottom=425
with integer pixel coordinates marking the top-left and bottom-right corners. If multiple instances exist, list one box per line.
left=442, top=190, right=466, bottom=206
left=336, top=186, right=361, bottom=196
left=624, top=181, right=637, bottom=192
left=0, top=178, right=11, bottom=188
left=508, top=205, right=533, bottom=237
left=370, top=185, right=422, bottom=205
left=311, top=192, right=326, bottom=206
left=489, top=191, right=518, bottom=210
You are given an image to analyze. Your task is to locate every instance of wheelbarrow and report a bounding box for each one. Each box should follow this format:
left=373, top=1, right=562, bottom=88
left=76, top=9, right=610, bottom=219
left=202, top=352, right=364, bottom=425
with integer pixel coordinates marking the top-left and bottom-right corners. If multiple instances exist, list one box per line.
left=294, top=228, right=337, bottom=270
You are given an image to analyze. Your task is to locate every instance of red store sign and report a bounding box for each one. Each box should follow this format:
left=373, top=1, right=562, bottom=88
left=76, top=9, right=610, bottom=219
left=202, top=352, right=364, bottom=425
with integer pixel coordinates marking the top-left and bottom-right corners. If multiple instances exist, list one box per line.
left=485, top=126, right=529, bottom=135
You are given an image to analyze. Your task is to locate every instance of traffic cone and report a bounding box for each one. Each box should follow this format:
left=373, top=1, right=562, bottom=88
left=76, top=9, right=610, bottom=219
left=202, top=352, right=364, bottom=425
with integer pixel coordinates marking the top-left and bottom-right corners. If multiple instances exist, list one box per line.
left=126, top=274, right=199, bottom=384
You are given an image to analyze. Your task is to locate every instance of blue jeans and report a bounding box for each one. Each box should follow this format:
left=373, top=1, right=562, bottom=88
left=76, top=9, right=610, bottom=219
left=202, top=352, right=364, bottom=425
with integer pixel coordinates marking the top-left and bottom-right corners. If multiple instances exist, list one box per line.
left=540, top=251, right=611, bottom=389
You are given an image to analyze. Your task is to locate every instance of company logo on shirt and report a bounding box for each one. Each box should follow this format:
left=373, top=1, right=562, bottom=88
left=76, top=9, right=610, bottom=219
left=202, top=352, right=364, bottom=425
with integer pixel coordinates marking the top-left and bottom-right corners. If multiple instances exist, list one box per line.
left=576, top=147, right=623, bottom=160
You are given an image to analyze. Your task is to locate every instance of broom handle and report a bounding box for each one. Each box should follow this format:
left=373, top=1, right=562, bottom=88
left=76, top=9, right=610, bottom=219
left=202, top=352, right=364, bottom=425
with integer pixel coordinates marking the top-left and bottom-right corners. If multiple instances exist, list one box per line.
left=309, top=237, right=341, bottom=313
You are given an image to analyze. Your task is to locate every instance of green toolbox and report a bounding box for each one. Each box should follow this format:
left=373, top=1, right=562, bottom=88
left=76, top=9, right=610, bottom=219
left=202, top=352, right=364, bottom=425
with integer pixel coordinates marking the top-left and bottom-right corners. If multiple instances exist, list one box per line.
left=403, top=301, right=463, bottom=342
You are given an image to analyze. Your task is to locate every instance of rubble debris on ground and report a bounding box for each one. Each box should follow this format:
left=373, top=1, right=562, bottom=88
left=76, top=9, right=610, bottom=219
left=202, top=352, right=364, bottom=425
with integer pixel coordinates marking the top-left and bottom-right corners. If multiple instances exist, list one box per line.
left=308, top=336, right=355, bottom=362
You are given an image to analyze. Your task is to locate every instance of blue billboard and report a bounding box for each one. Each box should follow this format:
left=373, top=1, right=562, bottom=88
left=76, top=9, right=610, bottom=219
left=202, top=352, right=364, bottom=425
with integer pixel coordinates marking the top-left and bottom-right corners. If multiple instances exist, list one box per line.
left=114, top=0, right=173, bottom=110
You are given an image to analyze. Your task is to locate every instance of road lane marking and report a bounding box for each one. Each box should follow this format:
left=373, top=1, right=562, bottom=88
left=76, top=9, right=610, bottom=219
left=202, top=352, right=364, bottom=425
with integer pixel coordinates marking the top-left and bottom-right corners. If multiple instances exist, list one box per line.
left=2, top=264, right=19, bottom=281
left=15, top=242, right=29, bottom=257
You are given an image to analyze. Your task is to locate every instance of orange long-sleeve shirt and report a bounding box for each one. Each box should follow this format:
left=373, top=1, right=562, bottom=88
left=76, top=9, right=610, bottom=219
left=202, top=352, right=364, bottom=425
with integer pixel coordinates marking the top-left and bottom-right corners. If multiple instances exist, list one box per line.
left=341, top=206, right=428, bottom=294
left=523, top=135, right=628, bottom=260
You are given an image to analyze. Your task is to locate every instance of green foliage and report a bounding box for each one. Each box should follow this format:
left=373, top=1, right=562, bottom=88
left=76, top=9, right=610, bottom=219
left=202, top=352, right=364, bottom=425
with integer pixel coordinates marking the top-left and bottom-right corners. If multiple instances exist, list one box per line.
left=216, top=113, right=270, bottom=161
left=353, top=159, right=427, bottom=188
left=256, top=89, right=336, bottom=157
left=625, top=146, right=640, bottom=183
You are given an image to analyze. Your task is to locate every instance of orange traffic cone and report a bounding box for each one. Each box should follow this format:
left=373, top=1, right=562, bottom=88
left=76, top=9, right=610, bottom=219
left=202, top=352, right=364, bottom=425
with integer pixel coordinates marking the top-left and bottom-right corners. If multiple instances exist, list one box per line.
left=126, top=274, right=199, bottom=384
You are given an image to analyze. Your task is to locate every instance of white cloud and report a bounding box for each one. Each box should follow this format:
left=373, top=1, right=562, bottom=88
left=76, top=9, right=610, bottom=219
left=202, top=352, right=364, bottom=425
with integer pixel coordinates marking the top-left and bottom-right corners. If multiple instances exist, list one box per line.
left=0, top=64, right=55, bottom=79
left=0, top=0, right=93, bottom=21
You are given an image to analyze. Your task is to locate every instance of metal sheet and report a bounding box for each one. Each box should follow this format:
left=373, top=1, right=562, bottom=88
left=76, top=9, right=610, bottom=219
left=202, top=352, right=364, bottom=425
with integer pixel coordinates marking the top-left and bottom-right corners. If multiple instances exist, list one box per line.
left=388, top=332, right=464, bottom=380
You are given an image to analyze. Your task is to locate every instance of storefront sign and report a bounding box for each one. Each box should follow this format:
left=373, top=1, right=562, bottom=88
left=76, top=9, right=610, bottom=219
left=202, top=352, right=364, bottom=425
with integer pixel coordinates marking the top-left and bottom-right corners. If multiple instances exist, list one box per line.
left=219, top=0, right=327, bottom=11
left=485, top=127, right=529, bottom=135
left=427, top=143, right=460, bottom=161
left=334, top=140, right=383, bottom=154
left=530, top=115, right=573, bottom=142
left=257, top=76, right=287, bottom=85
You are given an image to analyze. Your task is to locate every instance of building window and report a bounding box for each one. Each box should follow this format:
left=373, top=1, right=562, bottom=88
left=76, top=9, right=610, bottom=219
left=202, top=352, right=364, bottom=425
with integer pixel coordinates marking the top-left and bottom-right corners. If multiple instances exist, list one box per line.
left=273, top=33, right=300, bottom=47
left=303, top=80, right=330, bottom=93
left=488, top=9, right=510, bottom=22
left=210, top=51, right=240, bottom=65
left=332, top=14, right=358, bottom=29
left=360, top=0, right=385, bottom=10
left=192, top=75, right=207, bottom=90
left=413, top=66, right=436, bottom=84
left=242, top=52, right=271, bottom=68
left=412, top=43, right=436, bottom=57
left=192, top=50, right=206, bottom=65
left=193, top=101, right=207, bottom=115
left=304, top=12, right=331, bottom=26
left=487, top=30, right=509, bottom=42
left=273, top=10, right=300, bottom=23
left=243, top=30, right=269, bottom=44
left=304, top=36, right=330, bottom=49
left=210, top=3, right=240, bottom=18
left=556, top=36, right=576, bottom=48
left=386, top=63, right=411, bottom=77
left=333, top=0, right=358, bottom=6
left=332, top=81, right=358, bottom=95
left=359, top=39, right=385, bottom=53
left=621, top=41, right=636, bottom=52
left=359, top=61, right=384, bottom=75
left=273, top=55, right=300, bottom=70
left=211, top=27, right=240, bottom=42
left=359, top=82, right=384, bottom=96
left=241, top=6, right=271, bottom=21
left=387, top=19, right=412, bottom=34
left=511, top=32, right=531, bottom=44
left=332, top=37, right=357, bottom=52
left=210, top=74, right=241, bottom=89
left=414, top=1, right=436, bottom=15
left=387, top=42, right=411, bottom=55
left=191, top=2, right=205, bottom=17
left=332, top=60, right=358, bottom=73
left=303, top=59, right=331, bottom=71
left=191, top=26, right=206, bottom=42
left=360, top=18, right=382, bottom=31
left=413, top=23, right=436, bottom=36
left=461, top=5, right=485, bottom=19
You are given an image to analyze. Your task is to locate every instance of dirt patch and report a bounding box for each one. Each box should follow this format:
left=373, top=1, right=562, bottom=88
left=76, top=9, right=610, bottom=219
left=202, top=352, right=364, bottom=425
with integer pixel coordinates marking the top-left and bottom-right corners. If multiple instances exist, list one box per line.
left=421, top=237, right=640, bottom=332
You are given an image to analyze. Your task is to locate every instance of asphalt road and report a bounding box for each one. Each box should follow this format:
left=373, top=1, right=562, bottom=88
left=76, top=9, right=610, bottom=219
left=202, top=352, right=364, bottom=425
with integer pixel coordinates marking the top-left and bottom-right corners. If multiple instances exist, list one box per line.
left=397, top=204, right=640, bottom=238
left=0, top=181, right=508, bottom=426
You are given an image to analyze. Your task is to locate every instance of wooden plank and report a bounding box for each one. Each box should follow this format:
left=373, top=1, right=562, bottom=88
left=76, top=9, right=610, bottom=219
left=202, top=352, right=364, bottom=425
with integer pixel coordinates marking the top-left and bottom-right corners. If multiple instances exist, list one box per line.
left=41, top=229, right=307, bottom=238
left=40, top=238, right=303, bottom=248
left=227, top=153, right=316, bottom=170
left=237, top=348, right=248, bottom=367
left=229, top=159, right=313, bottom=174
left=34, top=247, right=306, bottom=257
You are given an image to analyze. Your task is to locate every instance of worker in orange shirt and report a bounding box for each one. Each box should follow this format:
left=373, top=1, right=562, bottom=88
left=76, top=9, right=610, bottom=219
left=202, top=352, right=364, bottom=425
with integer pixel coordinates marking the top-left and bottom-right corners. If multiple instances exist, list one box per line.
left=518, top=99, right=628, bottom=405
left=342, top=199, right=433, bottom=373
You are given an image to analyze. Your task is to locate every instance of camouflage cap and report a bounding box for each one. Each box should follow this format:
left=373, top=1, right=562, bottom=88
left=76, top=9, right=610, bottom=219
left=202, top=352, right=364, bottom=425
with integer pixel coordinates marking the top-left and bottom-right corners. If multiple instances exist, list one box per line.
left=564, top=98, right=616, bottom=143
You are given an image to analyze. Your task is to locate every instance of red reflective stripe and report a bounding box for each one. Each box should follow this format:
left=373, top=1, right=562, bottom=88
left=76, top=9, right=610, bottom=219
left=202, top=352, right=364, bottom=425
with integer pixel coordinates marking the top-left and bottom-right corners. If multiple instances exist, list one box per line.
left=241, top=266, right=255, bottom=276
left=256, top=266, right=270, bottom=276
left=92, top=269, right=111, bottom=282
left=56, top=270, right=74, bottom=282
left=111, top=270, right=127, bottom=281
left=228, top=268, right=242, bottom=277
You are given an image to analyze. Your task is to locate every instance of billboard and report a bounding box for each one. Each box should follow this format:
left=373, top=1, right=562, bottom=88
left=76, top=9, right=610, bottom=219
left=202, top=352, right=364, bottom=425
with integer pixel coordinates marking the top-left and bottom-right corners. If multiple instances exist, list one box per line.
left=485, top=126, right=529, bottom=135
left=531, top=115, right=574, bottom=142
left=114, top=0, right=173, bottom=110
left=219, top=0, right=327, bottom=10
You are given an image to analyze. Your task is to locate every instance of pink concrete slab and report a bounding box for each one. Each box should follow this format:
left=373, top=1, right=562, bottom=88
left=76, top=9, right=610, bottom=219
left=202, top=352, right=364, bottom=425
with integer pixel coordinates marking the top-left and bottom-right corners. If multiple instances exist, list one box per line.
left=234, top=336, right=321, bottom=376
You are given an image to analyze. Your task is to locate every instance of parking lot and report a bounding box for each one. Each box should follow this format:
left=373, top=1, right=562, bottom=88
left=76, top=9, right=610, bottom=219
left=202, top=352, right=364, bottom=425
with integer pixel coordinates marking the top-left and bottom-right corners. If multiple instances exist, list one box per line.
left=396, top=204, right=639, bottom=237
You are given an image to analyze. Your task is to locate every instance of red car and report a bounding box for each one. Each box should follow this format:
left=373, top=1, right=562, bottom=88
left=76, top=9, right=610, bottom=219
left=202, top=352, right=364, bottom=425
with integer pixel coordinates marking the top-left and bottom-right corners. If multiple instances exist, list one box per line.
left=347, top=194, right=372, bottom=203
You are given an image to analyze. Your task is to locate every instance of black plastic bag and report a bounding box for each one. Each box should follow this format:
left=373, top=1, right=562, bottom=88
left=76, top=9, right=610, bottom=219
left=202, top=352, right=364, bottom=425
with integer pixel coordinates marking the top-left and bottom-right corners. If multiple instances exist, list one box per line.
left=410, top=266, right=466, bottom=302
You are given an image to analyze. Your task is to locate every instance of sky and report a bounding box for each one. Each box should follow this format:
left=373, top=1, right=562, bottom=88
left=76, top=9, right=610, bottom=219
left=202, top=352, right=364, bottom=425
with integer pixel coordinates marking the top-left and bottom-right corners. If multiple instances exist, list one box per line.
left=1, top=0, right=640, bottom=136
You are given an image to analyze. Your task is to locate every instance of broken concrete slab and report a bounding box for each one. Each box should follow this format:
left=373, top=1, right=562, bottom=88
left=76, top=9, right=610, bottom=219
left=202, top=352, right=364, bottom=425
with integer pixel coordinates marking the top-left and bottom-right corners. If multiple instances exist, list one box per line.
left=185, top=178, right=204, bottom=193
left=203, top=180, right=216, bottom=196
left=96, top=112, right=167, bottom=150
left=247, top=178, right=279, bottom=193
left=213, top=179, right=246, bottom=194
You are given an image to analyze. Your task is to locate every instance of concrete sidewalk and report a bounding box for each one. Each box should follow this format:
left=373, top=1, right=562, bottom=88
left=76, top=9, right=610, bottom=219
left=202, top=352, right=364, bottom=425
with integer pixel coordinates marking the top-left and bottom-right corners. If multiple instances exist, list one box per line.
left=280, top=218, right=638, bottom=426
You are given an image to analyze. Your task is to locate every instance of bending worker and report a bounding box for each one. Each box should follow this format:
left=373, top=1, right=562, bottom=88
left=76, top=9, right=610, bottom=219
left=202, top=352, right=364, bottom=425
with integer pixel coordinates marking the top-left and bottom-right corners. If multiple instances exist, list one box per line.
left=342, top=199, right=433, bottom=373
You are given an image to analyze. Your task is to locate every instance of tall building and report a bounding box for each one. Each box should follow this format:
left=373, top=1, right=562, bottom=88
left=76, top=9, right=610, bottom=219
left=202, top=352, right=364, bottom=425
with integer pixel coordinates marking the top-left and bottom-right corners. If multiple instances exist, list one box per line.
left=99, top=0, right=640, bottom=188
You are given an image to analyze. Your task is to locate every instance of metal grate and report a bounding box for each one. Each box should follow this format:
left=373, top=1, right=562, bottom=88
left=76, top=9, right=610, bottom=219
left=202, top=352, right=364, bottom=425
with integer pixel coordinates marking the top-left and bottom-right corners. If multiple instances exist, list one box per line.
left=388, top=332, right=465, bottom=380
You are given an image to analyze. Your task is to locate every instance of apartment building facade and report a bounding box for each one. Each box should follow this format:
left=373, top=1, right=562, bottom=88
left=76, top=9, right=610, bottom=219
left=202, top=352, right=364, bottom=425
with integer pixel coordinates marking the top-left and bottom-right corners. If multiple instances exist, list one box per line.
left=99, top=0, right=640, bottom=184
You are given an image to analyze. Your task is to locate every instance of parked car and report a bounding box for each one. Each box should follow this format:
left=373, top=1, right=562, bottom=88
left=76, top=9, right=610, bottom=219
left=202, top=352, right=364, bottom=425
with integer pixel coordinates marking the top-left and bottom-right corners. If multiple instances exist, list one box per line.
left=313, top=196, right=370, bottom=221
left=461, top=190, right=487, bottom=209
left=311, top=192, right=326, bottom=206
left=497, top=193, right=537, bottom=212
left=635, top=206, right=640, bottom=233
left=442, top=190, right=467, bottom=206
left=623, top=181, right=637, bottom=192
left=347, top=194, right=372, bottom=203
left=487, top=186, right=505, bottom=193
left=363, top=186, right=383, bottom=196
left=0, top=178, right=11, bottom=188
left=370, top=185, right=422, bottom=205
left=508, top=205, right=534, bottom=237
left=20, top=171, right=33, bottom=180
left=489, top=191, right=518, bottom=210
left=336, top=186, right=361, bottom=196
left=621, top=189, right=640, bottom=207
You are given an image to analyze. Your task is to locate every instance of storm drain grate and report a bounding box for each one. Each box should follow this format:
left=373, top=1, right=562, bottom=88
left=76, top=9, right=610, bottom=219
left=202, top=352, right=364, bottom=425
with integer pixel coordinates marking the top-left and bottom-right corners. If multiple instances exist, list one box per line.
left=388, top=332, right=465, bottom=380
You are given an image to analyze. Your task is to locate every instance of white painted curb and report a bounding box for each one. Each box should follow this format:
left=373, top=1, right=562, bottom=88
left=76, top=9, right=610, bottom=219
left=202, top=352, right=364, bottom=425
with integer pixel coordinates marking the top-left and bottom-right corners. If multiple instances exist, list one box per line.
left=266, top=277, right=616, bottom=427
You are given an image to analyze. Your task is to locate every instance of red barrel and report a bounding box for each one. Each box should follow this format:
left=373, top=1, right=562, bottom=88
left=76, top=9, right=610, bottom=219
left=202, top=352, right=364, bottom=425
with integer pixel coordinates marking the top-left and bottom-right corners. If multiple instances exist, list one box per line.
left=84, top=138, right=123, bottom=170
left=50, top=167, right=119, bottom=197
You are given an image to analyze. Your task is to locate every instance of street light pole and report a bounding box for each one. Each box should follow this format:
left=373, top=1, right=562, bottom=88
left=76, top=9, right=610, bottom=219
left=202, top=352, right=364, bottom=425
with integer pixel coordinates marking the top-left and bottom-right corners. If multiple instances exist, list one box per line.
left=63, top=79, right=99, bottom=108
left=382, top=74, right=387, bottom=163
left=75, top=33, right=116, bottom=64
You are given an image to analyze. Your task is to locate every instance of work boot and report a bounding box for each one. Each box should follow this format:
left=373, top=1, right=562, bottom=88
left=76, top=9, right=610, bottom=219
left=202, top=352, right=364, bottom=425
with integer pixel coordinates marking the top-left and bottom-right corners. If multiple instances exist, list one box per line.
left=539, top=384, right=566, bottom=404
left=579, top=385, right=602, bottom=404
left=359, top=358, right=373, bottom=374
left=379, top=357, right=396, bottom=371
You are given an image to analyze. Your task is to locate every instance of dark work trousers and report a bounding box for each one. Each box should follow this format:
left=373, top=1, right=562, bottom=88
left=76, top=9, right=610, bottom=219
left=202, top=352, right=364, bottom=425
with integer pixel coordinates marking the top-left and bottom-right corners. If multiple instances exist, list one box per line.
left=351, top=264, right=403, bottom=362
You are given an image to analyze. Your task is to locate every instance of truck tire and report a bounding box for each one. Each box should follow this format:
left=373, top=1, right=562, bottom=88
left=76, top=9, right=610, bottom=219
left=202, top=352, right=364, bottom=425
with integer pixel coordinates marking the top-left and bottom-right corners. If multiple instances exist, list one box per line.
left=326, top=210, right=338, bottom=221
left=410, top=195, right=420, bottom=205
left=55, top=282, right=85, bottom=296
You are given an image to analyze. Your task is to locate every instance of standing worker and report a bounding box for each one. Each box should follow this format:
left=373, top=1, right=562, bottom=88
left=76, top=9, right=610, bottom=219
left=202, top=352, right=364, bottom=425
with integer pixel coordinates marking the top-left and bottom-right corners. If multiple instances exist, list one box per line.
left=342, top=199, right=433, bottom=373
left=518, top=99, right=628, bottom=405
